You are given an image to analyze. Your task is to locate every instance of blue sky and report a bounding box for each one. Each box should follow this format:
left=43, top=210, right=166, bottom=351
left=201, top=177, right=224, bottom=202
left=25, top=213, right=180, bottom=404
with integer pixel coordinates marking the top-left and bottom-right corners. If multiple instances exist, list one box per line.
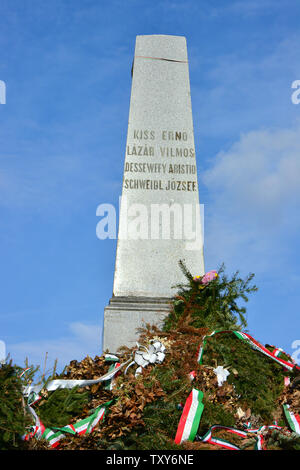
left=1, top=0, right=300, bottom=372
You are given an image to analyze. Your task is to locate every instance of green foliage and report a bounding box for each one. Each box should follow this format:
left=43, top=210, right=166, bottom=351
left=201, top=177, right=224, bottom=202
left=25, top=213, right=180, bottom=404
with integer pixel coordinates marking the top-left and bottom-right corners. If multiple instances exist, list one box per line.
left=125, top=400, right=183, bottom=450
left=38, top=387, right=89, bottom=428
left=202, top=334, right=286, bottom=420
left=0, top=356, right=90, bottom=449
left=2, top=262, right=298, bottom=450
left=198, top=400, right=236, bottom=435
left=164, top=262, right=258, bottom=332
left=118, top=358, right=195, bottom=450
left=0, top=361, right=30, bottom=449
left=267, top=429, right=300, bottom=450
left=153, top=366, right=184, bottom=395
left=0, top=355, right=89, bottom=449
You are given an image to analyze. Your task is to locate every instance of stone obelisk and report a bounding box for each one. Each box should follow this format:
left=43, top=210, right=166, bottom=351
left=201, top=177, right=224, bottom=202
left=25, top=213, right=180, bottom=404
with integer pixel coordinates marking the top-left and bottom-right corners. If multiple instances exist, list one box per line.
left=103, top=35, right=205, bottom=352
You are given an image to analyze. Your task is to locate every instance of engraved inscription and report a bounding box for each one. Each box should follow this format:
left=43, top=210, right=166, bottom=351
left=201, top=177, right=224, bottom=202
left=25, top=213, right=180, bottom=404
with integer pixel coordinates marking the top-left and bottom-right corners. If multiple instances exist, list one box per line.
left=124, top=179, right=197, bottom=191
left=124, top=129, right=197, bottom=191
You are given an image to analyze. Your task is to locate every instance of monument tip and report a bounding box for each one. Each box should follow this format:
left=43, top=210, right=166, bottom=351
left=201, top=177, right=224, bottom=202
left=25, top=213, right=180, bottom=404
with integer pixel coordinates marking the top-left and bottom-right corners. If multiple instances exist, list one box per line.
left=134, top=35, right=187, bottom=62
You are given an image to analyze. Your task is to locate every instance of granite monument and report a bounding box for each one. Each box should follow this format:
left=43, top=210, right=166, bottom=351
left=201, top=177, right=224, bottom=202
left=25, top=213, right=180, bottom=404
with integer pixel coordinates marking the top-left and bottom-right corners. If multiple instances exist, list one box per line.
left=103, top=35, right=204, bottom=352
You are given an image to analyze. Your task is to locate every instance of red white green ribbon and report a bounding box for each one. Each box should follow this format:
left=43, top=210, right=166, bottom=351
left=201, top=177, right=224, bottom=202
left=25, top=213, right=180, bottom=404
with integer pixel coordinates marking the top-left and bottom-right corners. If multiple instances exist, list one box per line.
left=200, top=425, right=247, bottom=450
left=283, top=404, right=300, bottom=434
left=104, top=362, right=121, bottom=390
left=197, top=330, right=299, bottom=371
left=244, top=423, right=282, bottom=433
left=254, top=434, right=265, bottom=450
left=188, top=371, right=196, bottom=381
left=200, top=423, right=286, bottom=451
left=104, top=354, right=119, bottom=362
left=174, top=389, right=204, bottom=444
left=284, top=376, right=291, bottom=386
left=24, top=401, right=112, bottom=448
left=41, top=428, right=65, bottom=448
left=197, top=330, right=216, bottom=362
left=272, top=347, right=283, bottom=358
left=19, top=366, right=33, bottom=378
left=174, top=392, right=252, bottom=450
left=174, top=390, right=292, bottom=451
left=57, top=402, right=109, bottom=434
left=244, top=422, right=282, bottom=451
left=22, top=405, right=46, bottom=441
left=27, top=391, right=41, bottom=407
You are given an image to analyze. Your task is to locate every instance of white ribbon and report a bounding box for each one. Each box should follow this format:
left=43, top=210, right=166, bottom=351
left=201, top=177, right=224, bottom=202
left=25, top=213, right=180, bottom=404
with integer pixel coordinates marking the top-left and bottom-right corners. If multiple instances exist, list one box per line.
left=23, top=360, right=131, bottom=397
left=213, top=365, right=230, bottom=387
left=23, top=341, right=166, bottom=396
left=125, top=340, right=166, bottom=375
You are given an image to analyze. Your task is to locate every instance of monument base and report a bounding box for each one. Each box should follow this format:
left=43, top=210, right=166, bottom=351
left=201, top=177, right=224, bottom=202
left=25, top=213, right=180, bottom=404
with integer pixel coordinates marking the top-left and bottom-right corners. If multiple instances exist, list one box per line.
left=102, top=296, right=171, bottom=353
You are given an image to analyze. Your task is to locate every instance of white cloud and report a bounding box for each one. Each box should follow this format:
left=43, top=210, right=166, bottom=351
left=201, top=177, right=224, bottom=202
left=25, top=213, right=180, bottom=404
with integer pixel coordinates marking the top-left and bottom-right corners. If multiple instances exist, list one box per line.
left=204, top=125, right=300, bottom=219
left=7, top=321, right=102, bottom=372
left=202, top=124, right=300, bottom=274
left=191, top=32, right=300, bottom=143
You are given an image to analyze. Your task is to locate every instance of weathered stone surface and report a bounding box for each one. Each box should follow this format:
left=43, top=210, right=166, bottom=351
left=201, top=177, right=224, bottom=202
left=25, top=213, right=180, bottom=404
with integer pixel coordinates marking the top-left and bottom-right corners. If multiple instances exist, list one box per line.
left=103, top=35, right=204, bottom=352
left=103, top=297, right=171, bottom=353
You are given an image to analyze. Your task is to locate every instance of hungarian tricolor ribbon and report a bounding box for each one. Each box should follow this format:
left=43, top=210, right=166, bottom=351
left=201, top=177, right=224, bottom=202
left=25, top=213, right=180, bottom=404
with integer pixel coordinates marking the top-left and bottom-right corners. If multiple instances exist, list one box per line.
left=254, top=434, right=265, bottom=450
left=22, top=405, right=46, bottom=441
left=174, top=388, right=204, bottom=444
left=283, top=404, right=300, bottom=434
left=23, top=400, right=112, bottom=448
left=199, top=425, right=247, bottom=450
left=19, top=366, right=34, bottom=378
left=174, top=388, right=295, bottom=451
left=104, top=362, right=121, bottom=390
left=197, top=330, right=299, bottom=371
left=284, top=376, right=291, bottom=386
